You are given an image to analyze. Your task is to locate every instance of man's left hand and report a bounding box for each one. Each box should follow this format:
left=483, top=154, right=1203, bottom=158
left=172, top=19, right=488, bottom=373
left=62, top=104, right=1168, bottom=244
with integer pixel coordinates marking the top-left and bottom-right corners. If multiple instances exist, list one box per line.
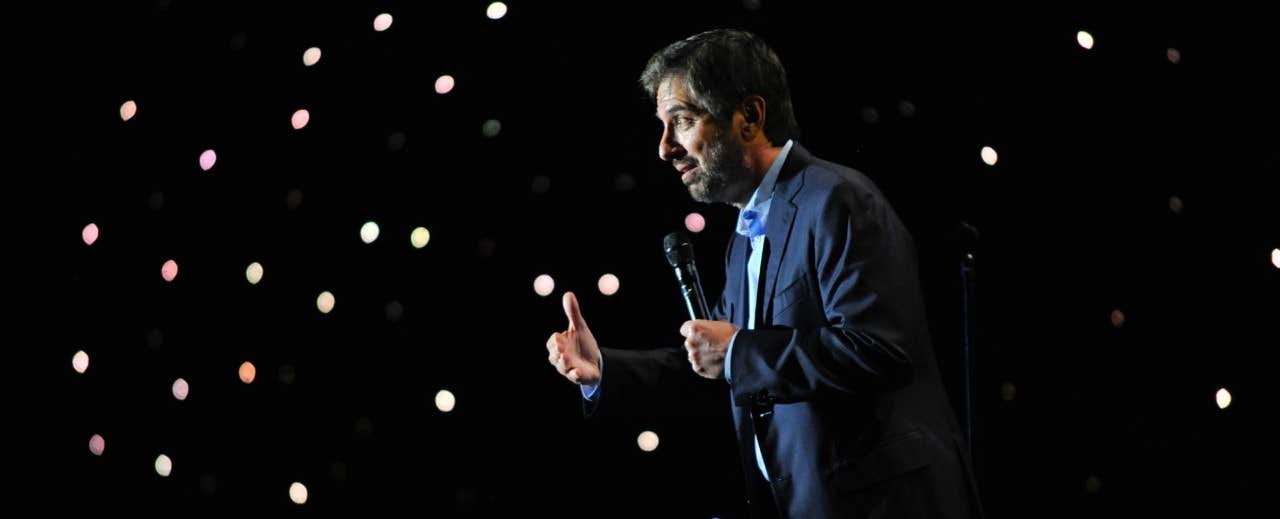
left=680, top=319, right=739, bottom=380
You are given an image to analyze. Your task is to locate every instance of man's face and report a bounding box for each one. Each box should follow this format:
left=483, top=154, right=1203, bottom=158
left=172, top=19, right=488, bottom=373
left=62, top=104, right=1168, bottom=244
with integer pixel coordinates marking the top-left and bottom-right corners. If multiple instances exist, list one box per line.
left=655, top=77, right=751, bottom=205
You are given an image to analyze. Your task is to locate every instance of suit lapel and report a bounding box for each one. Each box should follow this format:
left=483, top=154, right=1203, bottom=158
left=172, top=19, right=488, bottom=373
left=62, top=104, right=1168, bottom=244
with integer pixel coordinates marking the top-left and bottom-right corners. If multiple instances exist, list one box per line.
left=759, top=144, right=810, bottom=327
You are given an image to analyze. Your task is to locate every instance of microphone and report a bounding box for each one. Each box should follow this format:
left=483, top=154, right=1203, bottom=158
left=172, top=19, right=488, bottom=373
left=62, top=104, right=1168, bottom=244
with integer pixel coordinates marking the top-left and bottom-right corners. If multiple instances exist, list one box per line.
left=663, top=231, right=710, bottom=320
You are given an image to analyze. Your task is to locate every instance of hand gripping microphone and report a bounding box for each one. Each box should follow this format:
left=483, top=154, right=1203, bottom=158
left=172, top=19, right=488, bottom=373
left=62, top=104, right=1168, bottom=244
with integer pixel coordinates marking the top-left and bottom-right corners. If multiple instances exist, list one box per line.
left=663, top=231, right=710, bottom=320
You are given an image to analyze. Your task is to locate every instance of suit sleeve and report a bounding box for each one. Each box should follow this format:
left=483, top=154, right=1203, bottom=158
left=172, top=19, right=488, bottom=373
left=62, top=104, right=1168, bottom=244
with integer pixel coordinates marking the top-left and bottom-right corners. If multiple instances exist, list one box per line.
left=583, top=235, right=737, bottom=418
left=726, top=183, right=916, bottom=407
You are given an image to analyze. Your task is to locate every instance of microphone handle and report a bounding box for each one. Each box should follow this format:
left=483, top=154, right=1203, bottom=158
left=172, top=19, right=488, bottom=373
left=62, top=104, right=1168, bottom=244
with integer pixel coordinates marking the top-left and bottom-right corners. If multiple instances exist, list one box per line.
left=674, top=263, right=710, bottom=320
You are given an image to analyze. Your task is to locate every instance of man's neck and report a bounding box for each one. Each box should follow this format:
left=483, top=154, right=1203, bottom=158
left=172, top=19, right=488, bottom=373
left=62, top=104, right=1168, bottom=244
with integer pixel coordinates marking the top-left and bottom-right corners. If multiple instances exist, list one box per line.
left=731, top=143, right=784, bottom=209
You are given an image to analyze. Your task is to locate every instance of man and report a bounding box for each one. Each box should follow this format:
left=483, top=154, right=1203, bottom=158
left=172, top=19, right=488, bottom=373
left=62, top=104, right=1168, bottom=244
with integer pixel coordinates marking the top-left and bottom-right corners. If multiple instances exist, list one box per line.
left=546, top=29, right=982, bottom=518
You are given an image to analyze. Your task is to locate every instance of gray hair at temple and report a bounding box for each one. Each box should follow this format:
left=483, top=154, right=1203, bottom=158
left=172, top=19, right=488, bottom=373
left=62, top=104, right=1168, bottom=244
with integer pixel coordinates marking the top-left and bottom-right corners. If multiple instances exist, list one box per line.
left=640, top=29, right=801, bottom=145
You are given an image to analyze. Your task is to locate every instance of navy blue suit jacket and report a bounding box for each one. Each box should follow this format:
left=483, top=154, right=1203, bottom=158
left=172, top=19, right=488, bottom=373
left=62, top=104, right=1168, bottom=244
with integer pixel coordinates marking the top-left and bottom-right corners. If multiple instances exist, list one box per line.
left=593, top=144, right=981, bottom=518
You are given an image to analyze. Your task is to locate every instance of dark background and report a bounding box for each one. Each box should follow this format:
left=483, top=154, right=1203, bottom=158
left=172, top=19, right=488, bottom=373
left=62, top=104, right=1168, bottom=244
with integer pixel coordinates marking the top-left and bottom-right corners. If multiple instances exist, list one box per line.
left=23, top=1, right=1277, bottom=516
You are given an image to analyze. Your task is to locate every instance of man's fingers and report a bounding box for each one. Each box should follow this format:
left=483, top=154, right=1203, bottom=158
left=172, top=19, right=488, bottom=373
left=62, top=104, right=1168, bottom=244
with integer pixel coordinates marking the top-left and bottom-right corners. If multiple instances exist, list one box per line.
left=680, top=320, right=695, bottom=338
left=567, top=368, right=580, bottom=383
left=563, top=291, right=588, bottom=332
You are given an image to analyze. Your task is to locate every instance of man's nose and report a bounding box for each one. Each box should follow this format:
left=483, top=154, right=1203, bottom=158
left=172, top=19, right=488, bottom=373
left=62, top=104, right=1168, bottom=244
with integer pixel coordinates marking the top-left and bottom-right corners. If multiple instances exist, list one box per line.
left=658, top=125, right=683, bottom=162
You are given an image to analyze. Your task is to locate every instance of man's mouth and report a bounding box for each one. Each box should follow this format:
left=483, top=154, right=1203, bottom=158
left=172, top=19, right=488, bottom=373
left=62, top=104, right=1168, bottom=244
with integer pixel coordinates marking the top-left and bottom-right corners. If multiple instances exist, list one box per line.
left=679, top=166, right=698, bottom=184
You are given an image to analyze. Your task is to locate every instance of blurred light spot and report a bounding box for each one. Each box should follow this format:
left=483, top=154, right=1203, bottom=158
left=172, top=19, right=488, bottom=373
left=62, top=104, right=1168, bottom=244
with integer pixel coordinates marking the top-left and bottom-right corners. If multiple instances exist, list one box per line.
left=290, top=482, right=308, bottom=504
left=285, top=188, right=303, bottom=210
left=1000, top=381, right=1016, bottom=401
left=385, top=300, right=404, bottom=322
left=685, top=212, right=706, bottom=233
left=531, top=175, right=551, bottom=194
left=199, top=149, right=217, bottom=171
left=172, top=378, right=189, bottom=400
left=229, top=32, right=247, bottom=51
left=149, top=191, right=165, bottom=210
left=598, top=274, right=620, bottom=296
left=743, top=0, right=763, bottom=11
left=435, top=75, right=455, bottom=94
left=477, top=238, right=496, bottom=259
left=482, top=119, right=502, bottom=138
left=360, top=221, right=380, bottom=244
left=89, top=434, right=105, bottom=456
left=1271, top=248, right=1279, bottom=269
left=615, top=173, right=636, bottom=192
left=199, top=474, right=217, bottom=495
left=161, top=259, right=179, bottom=282
left=1110, top=309, right=1125, bottom=328
left=388, top=131, right=407, bottom=151
left=355, top=416, right=374, bottom=438
left=1077, top=30, right=1094, bottom=50
left=246, top=262, right=263, bottom=284
left=637, top=431, right=659, bottom=452
left=120, top=100, right=137, bottom=122
left=373, top=13, right=393, bottom=32
left=82, top=223, right=99, bottom=246
left=533, top=274, right=555, bottom=297
left=1216, top=387, right=1232, bottom=409
left=279, top=364, right=296, bottom=385
left=411, top=227, right=431, bottom=249
left=860, top=106, right=879, bottom=124
left=317, top=291, right=335, bottom=314
left=435, top=389, right=456, bottom=412
left=1084, top=474, right=1101, bottom=494
left=155, top=454, right=172, bottom=477
left=898, top=100, right=917, bottom=118
left=1166, top=48, right=1181, bottom=64
left=303, top=47, right=322, bottom=66
left=1169, top=196, right=1184, bottom=214
left=981, top=146, right=998, bottom=166
left=291, top=109, right=310, bottom=130
left=239, top=361, right=256, bottom=384
left=148, top=328, right=164, bottom=349
left=486, top=2, right=508, bottom=19
left=73, top=350, right=89, bottom=374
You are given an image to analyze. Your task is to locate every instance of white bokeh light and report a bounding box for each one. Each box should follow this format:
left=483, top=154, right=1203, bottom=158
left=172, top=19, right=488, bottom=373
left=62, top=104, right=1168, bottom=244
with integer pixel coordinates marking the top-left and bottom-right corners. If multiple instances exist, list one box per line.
left=435, top=75, right=455, bottom=95
left=598, top=274, right=620, bottom=296
left=89, top=434, right=105, bottom=456
left=72, top=350, right=89, bottom=374
left=290, top=482, right=308, bottom=504
left=161, top=259, right=179, bottom=282
left=435, top=389, right=456, bottom=413
left=172, top=378, right=189, bottom=401
left=486, top=2, right=508, bottom=20
left=981, top=146, right=998, bottom=166
left=239, top=361, right=256, bottom=384
left=373, top=13, right=393, bottom=32
left=155, top=454, right=173, bottom=477
left=411, top=227, right=431, bottom=249
left=685, top=212, right=706, bottom=233
left=291, top=109, right=310, bottom=130
left=317, top=291, right=336, bottom=314
left=120, top=100, right=137, bottom=122
left=246, top=262, right=263, bottom=285
left=1077, top=30, right=1095, bottom=50
left=533, top=274, right=555, bottom=297
left=82, top=223, right=99, bottom=246
left=199, top=149, right=217, bottom=171
left=360, top=221, right=381, bottom=244
left=303, top=47, right=322, bottom=66
left=637, top=431, right=660, bottom=452
left=1271, top=248, right=1279, bottom=269
left=1216, top=388, right=1232, bottom=409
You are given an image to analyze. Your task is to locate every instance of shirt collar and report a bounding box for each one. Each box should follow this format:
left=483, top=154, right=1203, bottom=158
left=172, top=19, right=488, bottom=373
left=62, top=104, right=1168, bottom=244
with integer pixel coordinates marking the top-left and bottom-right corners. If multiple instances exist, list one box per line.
left=736, top=139, right=794, bottom=238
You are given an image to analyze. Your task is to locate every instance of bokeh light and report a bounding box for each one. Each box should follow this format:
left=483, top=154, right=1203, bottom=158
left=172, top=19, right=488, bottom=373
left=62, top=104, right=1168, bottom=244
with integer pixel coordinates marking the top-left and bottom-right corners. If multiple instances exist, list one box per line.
left=246, top=262, right=263, bottom=284
left=684, top=212, right=706, bottom=233
left=637, top=431, right=659, bottom=452
left=533, top=274, right=555, bottom=297
left=435, top=389, right=456, bottom=413
left=239, top=361, right=256, bottom=384
left=317, top=291, right=335, bottom=314
left=199, top=149, right=217, bottom=171
left=303, top=47, right=321, bottom=66
left=172, top=378, right=189, bottom=401
left=120, top=100, right=137, bottom=121
left=161, top=260, right=179, bottom=282
left=82, top=223, right=99, bottom=246
left=373, top=13, right=393, bottom=32
left=598, top=274, right=620, bottom=296
left=411, top=227, right=431, bottom=249
left=72, top=350, right=89, bottom=374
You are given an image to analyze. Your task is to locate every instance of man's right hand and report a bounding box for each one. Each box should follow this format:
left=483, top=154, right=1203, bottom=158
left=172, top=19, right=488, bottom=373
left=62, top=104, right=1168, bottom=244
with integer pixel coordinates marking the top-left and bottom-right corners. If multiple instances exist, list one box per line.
left=546, top=291, right=602, bottom=386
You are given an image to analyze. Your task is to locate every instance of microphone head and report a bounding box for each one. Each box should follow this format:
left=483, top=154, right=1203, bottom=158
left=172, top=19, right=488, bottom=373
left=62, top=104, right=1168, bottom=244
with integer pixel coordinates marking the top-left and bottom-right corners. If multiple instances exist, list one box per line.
left=663, top=232, right=695, bottom=267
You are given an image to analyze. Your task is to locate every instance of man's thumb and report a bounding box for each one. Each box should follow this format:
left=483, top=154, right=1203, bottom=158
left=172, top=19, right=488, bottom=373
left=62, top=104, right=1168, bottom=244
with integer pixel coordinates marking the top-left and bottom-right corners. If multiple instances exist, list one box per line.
left=563, top=291, right=587, bottom=331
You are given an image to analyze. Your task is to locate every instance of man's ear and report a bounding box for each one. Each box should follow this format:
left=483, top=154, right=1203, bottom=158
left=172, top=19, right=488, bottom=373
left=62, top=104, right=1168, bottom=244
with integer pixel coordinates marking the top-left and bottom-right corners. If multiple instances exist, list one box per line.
left=740, top=96, right=766, bottom=140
